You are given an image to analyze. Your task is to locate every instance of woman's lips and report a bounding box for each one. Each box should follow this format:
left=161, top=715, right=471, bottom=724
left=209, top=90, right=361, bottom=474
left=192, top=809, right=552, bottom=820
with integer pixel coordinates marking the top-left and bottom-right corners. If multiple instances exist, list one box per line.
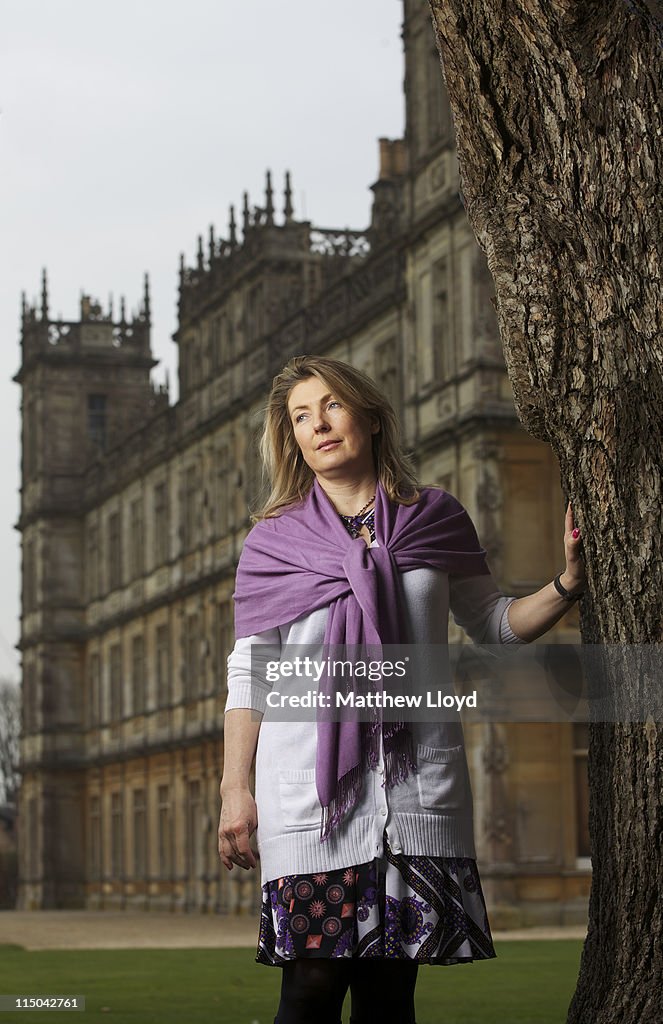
left=317, top=440, right=341, bottom=451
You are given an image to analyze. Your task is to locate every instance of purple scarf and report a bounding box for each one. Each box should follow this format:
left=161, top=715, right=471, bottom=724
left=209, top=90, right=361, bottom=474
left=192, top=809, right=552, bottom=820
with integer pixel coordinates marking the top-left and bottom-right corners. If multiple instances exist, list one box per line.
left=233, top=478, right=489, bottom=839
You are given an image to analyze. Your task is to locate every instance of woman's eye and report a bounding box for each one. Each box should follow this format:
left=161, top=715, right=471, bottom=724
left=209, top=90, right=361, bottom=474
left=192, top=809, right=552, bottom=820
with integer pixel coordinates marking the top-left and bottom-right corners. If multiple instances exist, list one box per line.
left=294, top=402, right=339, bottom=423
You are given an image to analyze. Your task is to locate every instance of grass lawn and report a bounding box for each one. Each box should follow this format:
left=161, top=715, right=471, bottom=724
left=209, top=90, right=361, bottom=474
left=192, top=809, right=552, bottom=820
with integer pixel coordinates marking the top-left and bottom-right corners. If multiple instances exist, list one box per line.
left=0, top=940, right=582, bottom=1024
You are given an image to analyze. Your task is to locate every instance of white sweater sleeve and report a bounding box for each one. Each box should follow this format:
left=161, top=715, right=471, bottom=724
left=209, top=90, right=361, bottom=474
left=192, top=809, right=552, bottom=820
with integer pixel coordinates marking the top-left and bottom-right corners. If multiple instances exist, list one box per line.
left=224, top=627, right=282, bottom=714
left=449, top=573, right=527, bottom=647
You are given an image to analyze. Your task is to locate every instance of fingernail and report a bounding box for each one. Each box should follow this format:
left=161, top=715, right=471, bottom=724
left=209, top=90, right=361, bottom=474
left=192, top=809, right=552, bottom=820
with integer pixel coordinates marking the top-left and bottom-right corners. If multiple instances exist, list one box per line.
left=572, top=528, right=580, bottom=539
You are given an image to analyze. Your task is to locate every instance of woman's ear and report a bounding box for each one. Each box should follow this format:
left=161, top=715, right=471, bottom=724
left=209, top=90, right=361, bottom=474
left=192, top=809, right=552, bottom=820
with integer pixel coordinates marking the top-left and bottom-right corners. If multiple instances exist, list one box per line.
left=370, top=417, right=380, bottom=434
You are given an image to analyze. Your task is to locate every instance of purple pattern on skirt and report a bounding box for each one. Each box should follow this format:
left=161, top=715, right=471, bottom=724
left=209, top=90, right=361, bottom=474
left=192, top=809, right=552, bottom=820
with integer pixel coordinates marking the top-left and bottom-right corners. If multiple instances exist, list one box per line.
left=256, top=831, right=497, bottom=966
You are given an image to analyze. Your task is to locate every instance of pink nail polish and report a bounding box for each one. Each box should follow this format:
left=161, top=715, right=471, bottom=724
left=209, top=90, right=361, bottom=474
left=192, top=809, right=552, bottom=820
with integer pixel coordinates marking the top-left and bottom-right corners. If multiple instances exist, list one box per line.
left=572, top=528, right=580, bottom=539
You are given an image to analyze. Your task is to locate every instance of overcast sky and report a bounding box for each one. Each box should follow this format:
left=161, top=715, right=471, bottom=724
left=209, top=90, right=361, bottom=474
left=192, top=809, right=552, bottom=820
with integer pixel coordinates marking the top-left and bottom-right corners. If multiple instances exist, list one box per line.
left=0, top=1, right=405, bottom=680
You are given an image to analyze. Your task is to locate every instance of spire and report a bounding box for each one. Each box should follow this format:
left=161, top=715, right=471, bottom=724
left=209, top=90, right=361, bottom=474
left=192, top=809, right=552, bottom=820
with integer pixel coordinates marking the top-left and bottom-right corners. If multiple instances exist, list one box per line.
left=242, top=191, right=250, bottom=234
left=197, top=235, right=204, bottom=271
left=120, top=296, right=126, bottom=323
left=143, top=272, right=151, bottom=320
left=108, top=292, right=114, bottom=319
left=40, top=268, right=49, bottom=320
left=229, top=205, right=237, bottom=247
left=179, top=252, right=185, bottom=285
left=284, top=170, right=294, bottom=223
left=265, top=170, right=274, bottom=225
left=208, top=224, right=215, bottom=262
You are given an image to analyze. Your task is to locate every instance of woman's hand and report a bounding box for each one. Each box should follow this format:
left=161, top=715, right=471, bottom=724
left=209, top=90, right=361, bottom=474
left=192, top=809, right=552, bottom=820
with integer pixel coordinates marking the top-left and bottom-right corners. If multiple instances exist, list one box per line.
left=560, top=502, right=586, bottom=595
left=218, top=787, right=258, bottom=871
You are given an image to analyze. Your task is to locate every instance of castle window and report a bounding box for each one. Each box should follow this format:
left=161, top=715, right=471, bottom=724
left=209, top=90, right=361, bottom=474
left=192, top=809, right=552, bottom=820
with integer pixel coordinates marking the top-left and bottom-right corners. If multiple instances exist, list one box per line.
left=211, top=311, right=236, bottom=371
left=111, top=791, right=123, bottom=877
left=153, top=482, right=169, bottom=565
left=108, top=511, right=122, bottom=591
left=88, top=651, right=101, bottom=726
left=89, top=795, right=101, bottom=881
left=156, top=624, right=171, bottom=706
left=246, top=283, right=264, bottom=345
left=27, top=796, right=39, bottom=879
left=158, top=784, right=172, bottom=879
left=432, top=256, right=453, bottom=383
left=245, top=424, right=264, bottom=512
left=109, top=643, right=122, bottom=721
left=131, top=635, right=145, bottom=714
left=129, top=498, right=144, bottom=578
left=375, top=339, right=398, bottom=413
left=214, top=600, right=234, bottom=696
left=219, top=311, right=234, bottom=368
left=186, top=779, right=203, bottom=878
left=214, top=444, right=232, bottom=538
left=87, top=523, right=100, bottom=600
left=184, top=612, right=201, bottom=700
left=87, top=394, right=107, bottom=449
left=416, top=269, right=435, bottom=388
left=132, top=788, right=147, bottom=879
left=25, top=400, right=38, bottom=477
left=23, top=537, right=36, bottom=613
left=183, top=464, right=199, bottom=551
left=23, top=662, right=36, bottom=734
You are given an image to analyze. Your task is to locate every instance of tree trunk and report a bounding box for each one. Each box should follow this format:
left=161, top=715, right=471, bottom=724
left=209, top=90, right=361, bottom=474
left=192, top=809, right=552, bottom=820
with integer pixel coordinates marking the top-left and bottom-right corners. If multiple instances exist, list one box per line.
left=427, top=1, right=663, bottom=1020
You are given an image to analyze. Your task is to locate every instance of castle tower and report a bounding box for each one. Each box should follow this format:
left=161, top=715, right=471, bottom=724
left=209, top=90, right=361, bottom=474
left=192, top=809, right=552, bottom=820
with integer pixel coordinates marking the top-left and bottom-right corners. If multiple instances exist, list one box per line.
left=14, top=273, right=157, bottom=908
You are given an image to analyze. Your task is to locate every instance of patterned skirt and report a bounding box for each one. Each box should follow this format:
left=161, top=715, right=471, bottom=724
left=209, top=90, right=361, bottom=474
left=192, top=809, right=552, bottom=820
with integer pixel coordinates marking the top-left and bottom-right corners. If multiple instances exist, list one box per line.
left=256, top=831, right=497, bottom=966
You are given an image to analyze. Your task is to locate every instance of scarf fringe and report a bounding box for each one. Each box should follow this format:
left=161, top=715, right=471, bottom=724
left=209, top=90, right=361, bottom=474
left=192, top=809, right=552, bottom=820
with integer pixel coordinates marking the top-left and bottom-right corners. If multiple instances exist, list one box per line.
left=379, top=716, right=418, bottom=788
left=320, top=724, right=418, bottom=840
left=320, top=761, right=364, bottom=842
left=384, top=739, right=418, bottom=788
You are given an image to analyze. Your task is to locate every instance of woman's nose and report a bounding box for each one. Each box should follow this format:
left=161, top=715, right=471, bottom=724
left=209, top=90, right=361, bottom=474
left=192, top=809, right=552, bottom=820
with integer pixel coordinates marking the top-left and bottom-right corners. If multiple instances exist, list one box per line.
left=313, top=411, right=330, bottom=431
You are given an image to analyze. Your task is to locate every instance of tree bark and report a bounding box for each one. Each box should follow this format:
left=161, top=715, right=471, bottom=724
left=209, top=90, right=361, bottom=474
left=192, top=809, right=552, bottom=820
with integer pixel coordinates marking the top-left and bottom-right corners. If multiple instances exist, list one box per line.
left=427, top=1, right=663, bottom=1020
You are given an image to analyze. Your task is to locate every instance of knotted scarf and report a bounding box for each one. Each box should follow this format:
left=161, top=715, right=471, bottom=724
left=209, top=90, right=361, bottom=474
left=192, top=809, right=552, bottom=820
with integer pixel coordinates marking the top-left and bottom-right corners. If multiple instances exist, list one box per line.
left=232, top=478, right=489, bottom=839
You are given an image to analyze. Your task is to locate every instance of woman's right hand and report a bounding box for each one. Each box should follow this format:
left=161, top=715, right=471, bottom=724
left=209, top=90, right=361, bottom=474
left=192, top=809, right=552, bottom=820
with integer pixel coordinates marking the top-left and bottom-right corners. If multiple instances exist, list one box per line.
left=218, top=787, right=258, bottom=871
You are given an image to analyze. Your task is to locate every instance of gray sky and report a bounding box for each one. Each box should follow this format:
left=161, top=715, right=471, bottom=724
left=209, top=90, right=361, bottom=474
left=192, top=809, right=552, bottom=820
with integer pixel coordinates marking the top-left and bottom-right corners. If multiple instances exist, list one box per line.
left=0, top=1, right=405, bottom=679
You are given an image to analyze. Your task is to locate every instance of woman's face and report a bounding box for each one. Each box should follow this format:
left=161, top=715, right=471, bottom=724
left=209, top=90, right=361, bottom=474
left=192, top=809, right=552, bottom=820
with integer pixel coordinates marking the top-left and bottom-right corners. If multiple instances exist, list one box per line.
left=286, top=376, right=379, bottom=483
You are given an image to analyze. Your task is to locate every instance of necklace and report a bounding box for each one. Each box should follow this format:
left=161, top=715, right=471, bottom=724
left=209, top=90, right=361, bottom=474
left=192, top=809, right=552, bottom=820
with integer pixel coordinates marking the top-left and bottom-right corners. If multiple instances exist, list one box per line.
left=354, top=495, right=375, bottom=518
left=338, top=494, right=375, bottom=537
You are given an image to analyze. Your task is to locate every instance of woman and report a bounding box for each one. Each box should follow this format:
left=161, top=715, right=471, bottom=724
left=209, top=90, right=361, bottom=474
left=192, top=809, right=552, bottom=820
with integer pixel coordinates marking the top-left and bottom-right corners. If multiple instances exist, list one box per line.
left=218, top=355, right=585, bottom=1024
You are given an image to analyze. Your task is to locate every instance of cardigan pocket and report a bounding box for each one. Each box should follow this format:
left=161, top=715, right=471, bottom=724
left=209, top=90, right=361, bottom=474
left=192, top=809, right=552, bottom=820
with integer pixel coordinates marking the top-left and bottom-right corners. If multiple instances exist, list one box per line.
left=278, top=768, right=321, bottom=829
left=416, top=743, right=468, bottom=811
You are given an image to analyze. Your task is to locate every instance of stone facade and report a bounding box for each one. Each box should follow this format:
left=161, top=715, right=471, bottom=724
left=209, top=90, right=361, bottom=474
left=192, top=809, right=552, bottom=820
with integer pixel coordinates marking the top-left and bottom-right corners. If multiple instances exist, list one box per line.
left=15, top=0, right=589, bottom=923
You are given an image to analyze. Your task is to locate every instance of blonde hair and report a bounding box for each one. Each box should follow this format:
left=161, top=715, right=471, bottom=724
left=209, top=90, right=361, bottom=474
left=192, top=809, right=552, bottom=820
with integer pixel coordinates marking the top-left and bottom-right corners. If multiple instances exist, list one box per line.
left=251, top=355, right=421, bottom=521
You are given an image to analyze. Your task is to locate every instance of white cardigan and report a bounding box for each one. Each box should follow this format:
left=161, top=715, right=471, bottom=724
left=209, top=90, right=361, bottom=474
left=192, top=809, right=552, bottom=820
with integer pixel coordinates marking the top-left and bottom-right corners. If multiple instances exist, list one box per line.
left=225, top=547, right=527, bottom=885
left=225, top=565, right=524, bottom=884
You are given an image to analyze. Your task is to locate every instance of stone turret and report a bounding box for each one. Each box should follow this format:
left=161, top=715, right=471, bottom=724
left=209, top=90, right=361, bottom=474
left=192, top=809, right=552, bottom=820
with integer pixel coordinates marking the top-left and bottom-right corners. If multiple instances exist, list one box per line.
left=13, top=272, right=161, bottom=909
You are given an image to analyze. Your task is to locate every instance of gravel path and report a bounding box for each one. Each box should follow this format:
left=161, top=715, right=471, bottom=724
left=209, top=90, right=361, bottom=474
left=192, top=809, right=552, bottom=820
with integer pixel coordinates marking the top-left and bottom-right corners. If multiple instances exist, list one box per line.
left=0, top=911, right=586, bottom=951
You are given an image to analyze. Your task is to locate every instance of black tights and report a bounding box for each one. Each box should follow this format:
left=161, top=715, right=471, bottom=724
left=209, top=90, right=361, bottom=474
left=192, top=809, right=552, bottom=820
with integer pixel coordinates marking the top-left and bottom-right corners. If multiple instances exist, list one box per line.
left=274, top=958, right=418, bottom=1024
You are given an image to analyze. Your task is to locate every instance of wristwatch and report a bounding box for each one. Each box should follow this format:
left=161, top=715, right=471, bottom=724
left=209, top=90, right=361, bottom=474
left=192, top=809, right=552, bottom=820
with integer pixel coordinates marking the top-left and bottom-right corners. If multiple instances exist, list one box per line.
left=553, top=572, right=584, bottom=601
